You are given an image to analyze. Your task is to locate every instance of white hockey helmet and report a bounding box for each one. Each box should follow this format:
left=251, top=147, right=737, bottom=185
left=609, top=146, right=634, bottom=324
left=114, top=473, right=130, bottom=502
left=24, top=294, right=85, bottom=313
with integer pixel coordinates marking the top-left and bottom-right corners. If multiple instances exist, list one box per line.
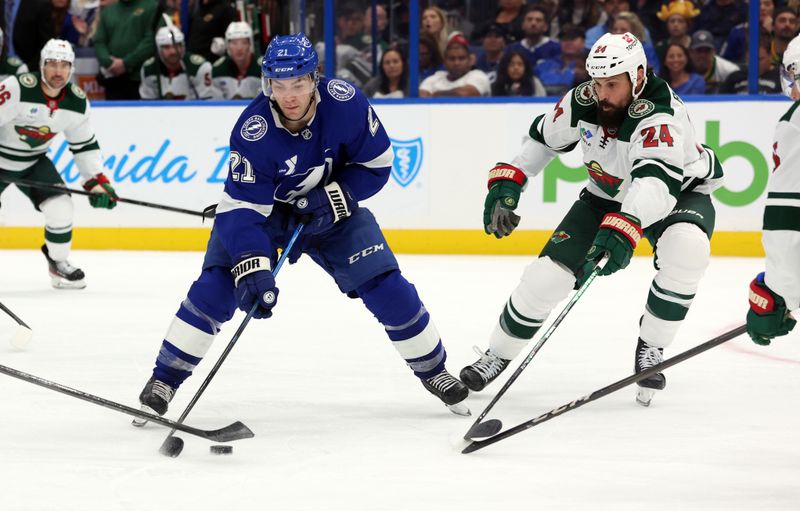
left=781, top=34, right=800, bottom=98
left=40, top=39, right=75, bottom=87
left=586, top=32, right=648, bottom=100
left=155, top=25, right=185, bottom=48
left=225, top=21, right=254, bottom=54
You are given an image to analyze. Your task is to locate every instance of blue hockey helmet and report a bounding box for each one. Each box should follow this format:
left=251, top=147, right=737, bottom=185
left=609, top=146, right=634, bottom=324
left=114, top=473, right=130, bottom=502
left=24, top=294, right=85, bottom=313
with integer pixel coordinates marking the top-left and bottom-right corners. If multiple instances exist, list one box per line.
left=262, top=33, right=318, bottom=80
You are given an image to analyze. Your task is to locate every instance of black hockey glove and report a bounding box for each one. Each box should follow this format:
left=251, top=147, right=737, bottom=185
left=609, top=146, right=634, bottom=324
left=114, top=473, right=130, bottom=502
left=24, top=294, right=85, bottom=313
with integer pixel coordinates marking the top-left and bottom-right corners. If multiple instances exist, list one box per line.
left=747, top=272, right=797, bottom=345
left=231, top=252, right=279, bottom=319
left=483, top=163, right=527, bottom=238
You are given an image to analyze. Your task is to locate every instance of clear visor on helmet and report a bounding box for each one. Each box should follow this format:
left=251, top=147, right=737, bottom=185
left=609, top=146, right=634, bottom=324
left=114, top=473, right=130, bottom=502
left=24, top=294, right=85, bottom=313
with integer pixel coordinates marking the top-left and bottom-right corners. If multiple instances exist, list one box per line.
left=780, top=63, right=798, bottom=98
left=261, top=75, right=316, bottom=98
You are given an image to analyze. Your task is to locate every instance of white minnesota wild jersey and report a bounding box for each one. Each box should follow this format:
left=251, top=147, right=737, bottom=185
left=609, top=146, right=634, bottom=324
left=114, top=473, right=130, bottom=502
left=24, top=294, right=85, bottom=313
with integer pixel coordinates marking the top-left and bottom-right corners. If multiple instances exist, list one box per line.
left=513, top=73, right=723, bottom=228
left=0, top=72, right=101, bottom=177
left=763, top=100, right=800, bottom=310
left=211, top=54, right=262, bottom=99
left=139, top=53, right=220, bottom=99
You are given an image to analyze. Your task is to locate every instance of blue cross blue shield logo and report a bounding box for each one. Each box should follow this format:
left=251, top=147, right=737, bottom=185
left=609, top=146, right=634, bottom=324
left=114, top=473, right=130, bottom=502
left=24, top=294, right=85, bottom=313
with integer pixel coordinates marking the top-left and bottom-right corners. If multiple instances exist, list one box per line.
left=390, top=137, right=423, bottom=187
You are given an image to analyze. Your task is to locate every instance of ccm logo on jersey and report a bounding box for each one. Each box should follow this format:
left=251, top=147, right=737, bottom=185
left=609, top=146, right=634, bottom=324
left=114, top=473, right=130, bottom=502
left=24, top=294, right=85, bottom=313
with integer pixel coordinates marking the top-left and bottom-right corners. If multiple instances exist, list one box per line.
left=348, top=244, right=385, bottom=264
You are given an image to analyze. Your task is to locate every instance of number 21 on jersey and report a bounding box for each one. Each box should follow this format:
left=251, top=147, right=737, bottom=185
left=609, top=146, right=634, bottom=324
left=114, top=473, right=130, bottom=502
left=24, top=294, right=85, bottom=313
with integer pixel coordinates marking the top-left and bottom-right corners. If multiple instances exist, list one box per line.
left=229, top=151, right=256, bottom=183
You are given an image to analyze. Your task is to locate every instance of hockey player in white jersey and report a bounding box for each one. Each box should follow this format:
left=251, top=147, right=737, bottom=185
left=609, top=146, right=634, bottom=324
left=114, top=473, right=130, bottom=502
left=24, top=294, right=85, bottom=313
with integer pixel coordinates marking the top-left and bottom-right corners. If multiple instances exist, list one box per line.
left=461, top=32, right=724, bottom=406
left=139, top=25, right=220, bottom=100
left=0, top=40, right=117, bottom=288
left=746, top=34, right=800, bottom=345
left=211, top=22, right=262, bottom=99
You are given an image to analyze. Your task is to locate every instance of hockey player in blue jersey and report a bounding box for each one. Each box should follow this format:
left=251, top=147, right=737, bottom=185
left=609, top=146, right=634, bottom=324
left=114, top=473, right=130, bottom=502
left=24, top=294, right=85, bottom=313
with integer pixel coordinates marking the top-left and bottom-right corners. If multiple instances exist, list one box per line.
left=133, top=33, right=469, bottom=423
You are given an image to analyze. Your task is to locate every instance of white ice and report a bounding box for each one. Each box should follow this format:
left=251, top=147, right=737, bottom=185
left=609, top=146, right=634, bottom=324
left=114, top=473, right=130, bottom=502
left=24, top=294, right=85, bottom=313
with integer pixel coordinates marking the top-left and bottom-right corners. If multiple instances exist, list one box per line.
left=1, top=250, right=798, bottom=510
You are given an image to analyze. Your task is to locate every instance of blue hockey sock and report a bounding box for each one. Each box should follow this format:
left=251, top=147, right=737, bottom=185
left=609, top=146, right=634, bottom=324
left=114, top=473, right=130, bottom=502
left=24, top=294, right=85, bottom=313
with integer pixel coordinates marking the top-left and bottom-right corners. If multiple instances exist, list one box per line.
left=357, top=271, right=446, bottom=379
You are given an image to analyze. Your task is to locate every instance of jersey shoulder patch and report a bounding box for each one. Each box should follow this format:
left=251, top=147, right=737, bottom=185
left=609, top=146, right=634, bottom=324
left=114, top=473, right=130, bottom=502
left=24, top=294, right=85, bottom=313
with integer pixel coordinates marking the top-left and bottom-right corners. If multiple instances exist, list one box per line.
left=573, top=81, right=595, bottom=107
left=326, top=79, right=356, bottom=101
left=190, top=54, right=206, bottom=66
left=70, top=83, right=87, bottom=99
left=18, top=73, right=37, bottom=88
left=628, top=98, right=655, bottom=119
left=213, top=56, right=227, bottom=67
left=7, top=56, right=22, bottom=67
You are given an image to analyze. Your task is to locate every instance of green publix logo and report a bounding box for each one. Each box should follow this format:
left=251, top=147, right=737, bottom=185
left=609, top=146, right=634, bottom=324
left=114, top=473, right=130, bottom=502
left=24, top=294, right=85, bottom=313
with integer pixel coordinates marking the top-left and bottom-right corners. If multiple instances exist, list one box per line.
left=542, top=120, right=767, bottom=207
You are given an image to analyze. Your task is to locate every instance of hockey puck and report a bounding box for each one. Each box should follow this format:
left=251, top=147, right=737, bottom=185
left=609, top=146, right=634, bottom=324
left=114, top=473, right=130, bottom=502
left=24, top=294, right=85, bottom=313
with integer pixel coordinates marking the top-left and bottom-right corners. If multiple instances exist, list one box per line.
left=210, top=445, right=233, bottom=455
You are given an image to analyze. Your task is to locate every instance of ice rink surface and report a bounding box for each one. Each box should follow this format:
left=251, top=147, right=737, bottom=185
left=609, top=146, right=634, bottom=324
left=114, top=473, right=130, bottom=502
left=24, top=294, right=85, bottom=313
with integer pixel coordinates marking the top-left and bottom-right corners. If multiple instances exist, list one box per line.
left=1, top=249, right=798, bottom=510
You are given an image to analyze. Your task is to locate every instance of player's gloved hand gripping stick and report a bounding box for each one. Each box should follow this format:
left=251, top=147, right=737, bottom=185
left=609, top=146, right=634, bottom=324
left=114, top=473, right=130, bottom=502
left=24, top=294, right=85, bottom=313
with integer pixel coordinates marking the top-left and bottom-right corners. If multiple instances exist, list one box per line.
left=159, top=223, right=304, bottom=457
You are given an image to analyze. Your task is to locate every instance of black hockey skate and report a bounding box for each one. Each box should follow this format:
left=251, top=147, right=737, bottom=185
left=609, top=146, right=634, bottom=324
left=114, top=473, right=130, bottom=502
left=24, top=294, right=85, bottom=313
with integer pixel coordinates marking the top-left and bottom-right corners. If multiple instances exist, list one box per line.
left=634, top=338, right=666, bottom=407
left=459, top=347, right=511, bottom=392
left=132, top=376, right=176, bottom=427
left=422, top=369, right=470, bottom=416
left=41, top=244, right=85, bottom=289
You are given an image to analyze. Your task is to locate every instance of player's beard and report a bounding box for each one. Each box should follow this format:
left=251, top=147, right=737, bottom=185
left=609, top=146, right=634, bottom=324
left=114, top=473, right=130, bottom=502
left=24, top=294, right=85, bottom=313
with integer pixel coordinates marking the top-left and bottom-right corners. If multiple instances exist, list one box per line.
left=596, top=100, right=628, bottom=129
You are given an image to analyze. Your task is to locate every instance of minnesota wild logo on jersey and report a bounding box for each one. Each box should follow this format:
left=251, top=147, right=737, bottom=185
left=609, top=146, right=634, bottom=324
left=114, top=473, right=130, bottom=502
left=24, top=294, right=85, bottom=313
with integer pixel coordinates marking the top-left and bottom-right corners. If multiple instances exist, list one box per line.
left=15, top=125, right=56, bottom=147
left=585, top=160, right=623, bottom=197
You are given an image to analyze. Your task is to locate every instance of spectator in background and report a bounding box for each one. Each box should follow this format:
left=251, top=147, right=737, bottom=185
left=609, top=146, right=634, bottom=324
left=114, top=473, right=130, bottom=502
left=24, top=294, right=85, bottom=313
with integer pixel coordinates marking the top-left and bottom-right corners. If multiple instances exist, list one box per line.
left=364, top=3, right=389, bottom=51
left=772, top=7, right=799, bottom=64
left=655, top=0, right=700, bottom=63
left=634, top=0, right=672, bottom=44
left=585, top=0, right=630, bottom=49
left=94, top=0, right=157, bottom=100
left=419, top=32, right=443, bottom=81
left=0, top=27, right=27, bottom=81
left=612, top=12, right=660, bottom=73
left=491, top=0, right=526, bottom=42
left=506, top=5, right=561, bottom=69
left=68, top=0, right=103, bottom=48
left=660, top=43, right=706, bottom=94
left=211, top=21, right=261, bottom=99
left=140, top=24, right=219, bottom=99
left=51, top=0, right=73, bottom=43
left=692, top=0, right=748, bottom=51
left=422, top=6, right=451, bottom=56
left=363, top=47, right=408, bottom=98
left=474, top=23, right=509, bottom=84
left=720, top=36, right=783, bottom=94
left=1, top=0, right=53, bottom=69
left=689, top=29, right=740, bottom=94
left=722, top=0, right=776, bottom=63
left=556, top=0, right=603, bottom=34
left=187, top=0, right=237, bottom=63
left=491, top=48, right=546, bottom=97
left=535, top=25, right=586, bottom=96
left=419, top=36, right=490, bottom=97
left=336, top=2, right=368, bottom=50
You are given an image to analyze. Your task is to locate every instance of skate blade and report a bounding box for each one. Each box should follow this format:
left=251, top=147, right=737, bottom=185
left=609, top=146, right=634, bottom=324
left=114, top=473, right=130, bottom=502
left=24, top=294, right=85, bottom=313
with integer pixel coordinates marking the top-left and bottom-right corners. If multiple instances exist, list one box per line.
left=447, top=402, right=471, bottom=416
left=131, top=405, right=157, bottom=427
left=635, top=387, right=656, bottom=407
left=50, top=276, right=86, bottom=290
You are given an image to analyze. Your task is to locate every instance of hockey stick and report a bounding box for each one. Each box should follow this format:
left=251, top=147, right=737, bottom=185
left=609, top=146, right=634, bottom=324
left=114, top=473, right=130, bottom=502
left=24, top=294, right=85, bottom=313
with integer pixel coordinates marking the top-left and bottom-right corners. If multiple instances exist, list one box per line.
left=0, top=301, right=33, bottom=349
left=0, top=175, right=214, bottom=219
left=464, top=259, right=606, bottom=441
left=462, top=324, right=747, bottom=454
left=0, top=363, right=253, bottom=442
left=159, top=223, right=305, bottom=457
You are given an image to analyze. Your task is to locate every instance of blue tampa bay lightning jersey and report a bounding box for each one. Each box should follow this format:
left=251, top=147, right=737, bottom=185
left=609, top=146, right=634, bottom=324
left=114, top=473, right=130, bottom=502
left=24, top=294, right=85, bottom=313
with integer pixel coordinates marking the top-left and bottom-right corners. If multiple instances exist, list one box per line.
left=213, top=77, right=394, bottom=260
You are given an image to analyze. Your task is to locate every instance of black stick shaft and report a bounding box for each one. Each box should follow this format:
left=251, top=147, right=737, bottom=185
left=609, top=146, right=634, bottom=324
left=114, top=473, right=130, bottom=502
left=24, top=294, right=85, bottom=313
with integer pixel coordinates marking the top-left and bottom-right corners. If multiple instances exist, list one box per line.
left=0, top=363, right=252, bottom=441
left=463, top=324, right=747, bottom=454
left=0, top=175, right=212, bottom=218
left=0, top=301, right=30, bottom=328
left=159, top=223, right=304, bottom=447
left=465, top=263, right=603, bottom=440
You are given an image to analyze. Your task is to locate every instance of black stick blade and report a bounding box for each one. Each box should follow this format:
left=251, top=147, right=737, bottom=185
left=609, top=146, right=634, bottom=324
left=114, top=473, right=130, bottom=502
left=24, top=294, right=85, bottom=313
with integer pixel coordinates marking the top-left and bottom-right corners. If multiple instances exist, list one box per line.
left=207, top=421, right=255, bottom=442
left=463, top=419, right=503, bottom=440
left=159, top=436, right=184, bottom=457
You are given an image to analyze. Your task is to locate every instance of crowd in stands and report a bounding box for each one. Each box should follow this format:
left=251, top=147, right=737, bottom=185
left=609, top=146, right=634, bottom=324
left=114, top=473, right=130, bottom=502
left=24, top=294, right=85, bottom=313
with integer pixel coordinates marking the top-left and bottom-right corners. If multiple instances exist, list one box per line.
left=1, top=0, right=797, bottom=100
